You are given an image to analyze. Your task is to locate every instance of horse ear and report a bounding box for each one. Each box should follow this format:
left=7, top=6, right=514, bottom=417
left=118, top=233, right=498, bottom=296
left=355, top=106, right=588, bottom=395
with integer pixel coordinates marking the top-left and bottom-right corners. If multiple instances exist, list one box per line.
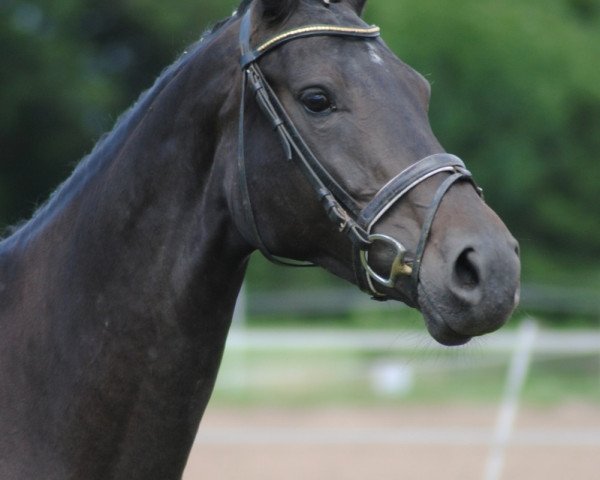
left=259, top=0, right=298, bottom=24
left=346, top=0, right=367, bottom=16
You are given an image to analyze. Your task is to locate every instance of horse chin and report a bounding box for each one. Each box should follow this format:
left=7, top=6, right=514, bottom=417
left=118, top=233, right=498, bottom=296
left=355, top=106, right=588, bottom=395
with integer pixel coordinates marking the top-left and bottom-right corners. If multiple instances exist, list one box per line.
left=377, top=283, right=472, bottom=346
left=416, top=285, right=473, bottom=347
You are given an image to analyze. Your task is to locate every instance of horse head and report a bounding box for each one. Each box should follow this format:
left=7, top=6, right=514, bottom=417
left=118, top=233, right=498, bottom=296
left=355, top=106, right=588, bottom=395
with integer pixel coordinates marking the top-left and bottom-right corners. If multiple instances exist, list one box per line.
left=228, top=0, right=520, bottom=346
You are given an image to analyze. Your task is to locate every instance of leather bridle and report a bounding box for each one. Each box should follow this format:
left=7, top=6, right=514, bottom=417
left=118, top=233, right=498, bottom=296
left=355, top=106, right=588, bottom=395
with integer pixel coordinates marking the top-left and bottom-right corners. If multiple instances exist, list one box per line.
left=237, top=7, right=481, bottom=302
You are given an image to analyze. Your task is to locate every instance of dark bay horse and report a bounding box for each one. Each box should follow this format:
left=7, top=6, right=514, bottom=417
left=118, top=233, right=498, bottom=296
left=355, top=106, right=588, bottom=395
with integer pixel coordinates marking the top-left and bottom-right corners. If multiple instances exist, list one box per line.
left=0, top=0, right=520, bottom=478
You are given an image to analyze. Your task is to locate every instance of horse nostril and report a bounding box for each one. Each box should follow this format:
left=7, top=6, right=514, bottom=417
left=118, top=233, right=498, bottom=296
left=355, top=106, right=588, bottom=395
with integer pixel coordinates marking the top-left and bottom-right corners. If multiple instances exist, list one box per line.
left=453, top=248, right=480, bottom=290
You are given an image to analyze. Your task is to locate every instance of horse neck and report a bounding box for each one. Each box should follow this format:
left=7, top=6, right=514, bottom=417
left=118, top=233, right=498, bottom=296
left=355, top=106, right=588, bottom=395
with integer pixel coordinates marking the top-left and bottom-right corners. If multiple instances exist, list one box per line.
left=0, top=24, right=248, bottom=479
left=16, top=39, right=247, bottom=340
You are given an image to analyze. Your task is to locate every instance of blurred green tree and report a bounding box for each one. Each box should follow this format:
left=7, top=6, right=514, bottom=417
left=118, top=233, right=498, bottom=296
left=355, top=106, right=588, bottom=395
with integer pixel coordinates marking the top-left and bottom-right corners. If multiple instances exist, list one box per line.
left=365, top=0, right=600, bottom=272
left=0, top=0, right=233, bottom=225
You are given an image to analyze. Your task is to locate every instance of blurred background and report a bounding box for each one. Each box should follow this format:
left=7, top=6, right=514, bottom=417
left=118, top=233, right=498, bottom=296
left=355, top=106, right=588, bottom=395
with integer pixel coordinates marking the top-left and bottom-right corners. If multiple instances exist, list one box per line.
left=1, top=0, right=598, bottom=479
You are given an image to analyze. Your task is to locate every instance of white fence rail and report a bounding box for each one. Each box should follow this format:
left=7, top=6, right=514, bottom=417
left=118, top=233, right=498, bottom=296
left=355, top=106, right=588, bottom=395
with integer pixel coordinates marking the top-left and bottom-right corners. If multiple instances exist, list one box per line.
left=225, top=326, right=600, bottom=354
left=245, top=284, right=599, bottom=317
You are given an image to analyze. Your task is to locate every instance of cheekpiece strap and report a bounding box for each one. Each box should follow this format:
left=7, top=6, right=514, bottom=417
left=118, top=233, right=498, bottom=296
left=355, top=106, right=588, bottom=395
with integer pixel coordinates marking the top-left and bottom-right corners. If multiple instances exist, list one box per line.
left=237, top=7, right=379, bottom=267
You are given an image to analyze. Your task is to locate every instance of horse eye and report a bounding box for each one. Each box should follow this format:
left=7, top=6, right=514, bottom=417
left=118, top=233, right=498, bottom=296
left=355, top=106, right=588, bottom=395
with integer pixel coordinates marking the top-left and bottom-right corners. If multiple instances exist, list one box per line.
left=299, top=90, right=335, bottom=114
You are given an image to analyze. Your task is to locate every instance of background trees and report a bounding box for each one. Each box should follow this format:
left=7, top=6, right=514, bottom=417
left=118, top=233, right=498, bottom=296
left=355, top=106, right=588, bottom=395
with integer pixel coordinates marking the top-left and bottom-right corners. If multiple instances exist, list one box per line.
left=367, top=0, right=600, bottom=283
left=1, top=0, right=598, bottom=291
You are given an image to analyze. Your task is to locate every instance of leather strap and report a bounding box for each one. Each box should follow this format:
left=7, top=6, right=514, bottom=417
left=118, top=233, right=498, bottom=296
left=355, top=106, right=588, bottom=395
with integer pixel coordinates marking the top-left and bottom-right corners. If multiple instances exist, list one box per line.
left=355, top=154, right=479, bottom=299
left=237, top=9, right=374, bottom=266
left=246, top=64, right=363, bottom=218
left=410, top=170, right=472, bottom=296
left=359, top=154, right=466, bottom=230
left=238, top=64, right=307, bottom=266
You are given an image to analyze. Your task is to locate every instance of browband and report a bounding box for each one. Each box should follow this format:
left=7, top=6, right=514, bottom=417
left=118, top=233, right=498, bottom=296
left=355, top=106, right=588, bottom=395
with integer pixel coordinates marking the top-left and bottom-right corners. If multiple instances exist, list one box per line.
left=240, top=12, right=380, bottom=68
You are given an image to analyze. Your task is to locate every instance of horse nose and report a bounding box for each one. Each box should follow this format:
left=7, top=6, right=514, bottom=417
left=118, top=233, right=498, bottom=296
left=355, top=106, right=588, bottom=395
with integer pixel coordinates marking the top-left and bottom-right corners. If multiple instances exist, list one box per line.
left=451, top=247, right=481, bottom=302
left=447, top=236, right=520, bottom=335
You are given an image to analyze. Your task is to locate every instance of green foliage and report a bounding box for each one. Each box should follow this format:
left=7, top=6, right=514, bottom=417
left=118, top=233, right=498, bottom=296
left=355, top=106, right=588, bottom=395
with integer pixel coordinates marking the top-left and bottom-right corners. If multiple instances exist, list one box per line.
left=1, top=0, right=598, bottom=288
left=212, top=342, right=600, bottom=407
left=365, top=0, right=600, bottom=263
left=0, top=0, right=233, bottom=225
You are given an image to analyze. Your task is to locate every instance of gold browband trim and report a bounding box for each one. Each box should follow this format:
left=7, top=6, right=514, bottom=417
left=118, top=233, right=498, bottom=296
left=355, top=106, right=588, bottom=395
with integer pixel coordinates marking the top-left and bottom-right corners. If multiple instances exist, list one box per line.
left=256, top=25, right=381, bottom=53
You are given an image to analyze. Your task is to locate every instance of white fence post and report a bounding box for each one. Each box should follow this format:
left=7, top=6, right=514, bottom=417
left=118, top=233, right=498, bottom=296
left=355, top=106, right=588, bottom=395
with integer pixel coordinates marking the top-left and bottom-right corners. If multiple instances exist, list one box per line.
left=484, top=318, right=538, bottom=480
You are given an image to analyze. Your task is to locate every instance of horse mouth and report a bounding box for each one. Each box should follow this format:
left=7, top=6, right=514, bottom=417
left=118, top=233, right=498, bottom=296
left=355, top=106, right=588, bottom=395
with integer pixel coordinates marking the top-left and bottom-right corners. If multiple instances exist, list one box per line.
left=422, top=313, right=473, bottom=346
left=417, top=286, right=473, bottom=347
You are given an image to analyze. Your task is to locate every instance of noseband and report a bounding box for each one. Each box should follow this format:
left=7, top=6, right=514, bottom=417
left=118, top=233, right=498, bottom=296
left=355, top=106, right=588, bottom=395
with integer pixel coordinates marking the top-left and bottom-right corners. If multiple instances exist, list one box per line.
left=237, top=8, right=481, bottom=302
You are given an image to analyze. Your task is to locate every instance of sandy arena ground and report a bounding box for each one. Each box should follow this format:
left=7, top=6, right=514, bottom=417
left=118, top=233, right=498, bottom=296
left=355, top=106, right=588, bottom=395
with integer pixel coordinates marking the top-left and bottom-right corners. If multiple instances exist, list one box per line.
left=183, top=404, right=600, bottom=480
